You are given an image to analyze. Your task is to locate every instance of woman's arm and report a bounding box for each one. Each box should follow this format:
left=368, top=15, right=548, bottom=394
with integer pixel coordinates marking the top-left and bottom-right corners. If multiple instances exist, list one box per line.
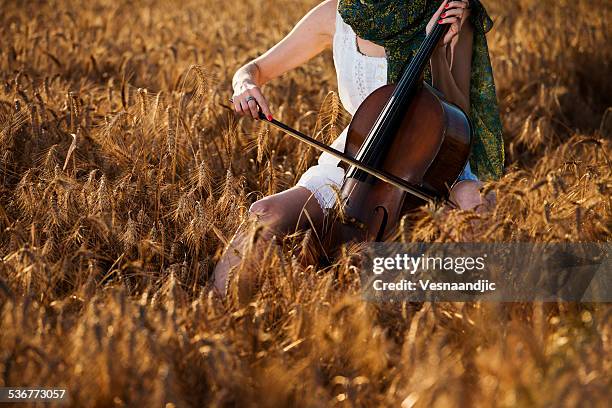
left=232, top=0, right=337, bottom=120
left=430, top=20, right=473, bottom=113
left=426, top=0, right=473, bottom=113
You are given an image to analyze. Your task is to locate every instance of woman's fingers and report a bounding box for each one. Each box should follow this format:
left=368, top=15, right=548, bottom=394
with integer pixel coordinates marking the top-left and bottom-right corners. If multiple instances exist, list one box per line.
left=231, top=88, right=273, bottom=121
left=445, top=1, right=468, bottom=10
left=433, top=0, right=449, bottom=20
left=233, top=97, right=243, bottom=114
left=440, top=8, right=465, bottom=19
left=438, top=16, right=459, bottom=25
left=429, top=0, right=467, bottom=46
left=250, top=88, right=273, bottom=121
left=439, top=13, right=461, bottom=45
left=233, top=93, right=258, bottom=118
left=246, top=95, right=259, bottom=119
left=439, top=0, right=466, bottom=27
left=238, top=98, right=255, bottom=119
left=440, top=0, right=467, bottom=26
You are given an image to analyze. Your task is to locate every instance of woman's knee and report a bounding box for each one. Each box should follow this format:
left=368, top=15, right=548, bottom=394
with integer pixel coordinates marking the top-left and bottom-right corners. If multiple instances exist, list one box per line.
left=247, top=187, right=324, bottom=235
left=249, top=197, right=278, bottom=221
left=248, top=196, right=290, bottom=233
left=450, top=181, right=483, bottom=210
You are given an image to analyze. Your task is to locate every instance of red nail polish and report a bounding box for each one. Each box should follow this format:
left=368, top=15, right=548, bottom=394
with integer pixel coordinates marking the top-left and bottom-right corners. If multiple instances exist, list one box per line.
left=441, top=12, right=447, bottom=17
left=267, top=115, right=273, bottom=121
left=438, top=20, right=444, bottom=24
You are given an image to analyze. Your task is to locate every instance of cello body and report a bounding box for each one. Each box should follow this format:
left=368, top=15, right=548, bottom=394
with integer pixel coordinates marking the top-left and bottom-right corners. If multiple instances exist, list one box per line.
left=324, top=82, right=473, bottom=249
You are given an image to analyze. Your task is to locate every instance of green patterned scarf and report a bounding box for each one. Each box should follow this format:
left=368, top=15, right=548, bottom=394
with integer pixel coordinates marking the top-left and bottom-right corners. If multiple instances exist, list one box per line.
left=338, top=0, right=504, bottom=181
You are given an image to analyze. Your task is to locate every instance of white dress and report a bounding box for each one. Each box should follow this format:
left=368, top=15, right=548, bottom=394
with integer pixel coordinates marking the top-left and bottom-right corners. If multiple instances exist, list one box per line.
left=296, top=8, right=477, bottom=211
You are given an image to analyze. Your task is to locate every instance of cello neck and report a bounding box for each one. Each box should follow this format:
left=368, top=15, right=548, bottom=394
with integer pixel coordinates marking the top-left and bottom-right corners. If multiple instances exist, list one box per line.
left=394, top=23, right=448, bottom=101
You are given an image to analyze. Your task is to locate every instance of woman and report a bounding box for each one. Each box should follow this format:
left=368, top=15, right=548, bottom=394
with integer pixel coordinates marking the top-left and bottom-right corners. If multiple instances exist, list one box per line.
left=215, top=0, right=504, bottom=295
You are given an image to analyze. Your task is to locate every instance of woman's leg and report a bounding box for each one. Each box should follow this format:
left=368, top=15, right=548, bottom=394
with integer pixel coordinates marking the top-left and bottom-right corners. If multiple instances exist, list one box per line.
left=213, top=186, right=324, bottom=296
left=449, top=180, right=496, bottom=211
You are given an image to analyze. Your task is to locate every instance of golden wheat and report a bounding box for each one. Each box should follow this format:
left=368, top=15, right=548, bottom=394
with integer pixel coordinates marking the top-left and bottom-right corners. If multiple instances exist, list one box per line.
left=0, top=0, right=610, bottom=407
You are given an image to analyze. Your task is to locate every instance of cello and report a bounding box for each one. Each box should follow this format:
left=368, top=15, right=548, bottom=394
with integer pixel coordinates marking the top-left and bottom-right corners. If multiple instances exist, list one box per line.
left=230, top=16, right=472, bottom=253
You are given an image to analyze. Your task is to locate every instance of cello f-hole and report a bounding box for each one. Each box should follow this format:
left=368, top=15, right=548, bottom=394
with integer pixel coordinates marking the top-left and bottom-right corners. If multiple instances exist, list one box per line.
left=373, top=205, right=389, bottom=242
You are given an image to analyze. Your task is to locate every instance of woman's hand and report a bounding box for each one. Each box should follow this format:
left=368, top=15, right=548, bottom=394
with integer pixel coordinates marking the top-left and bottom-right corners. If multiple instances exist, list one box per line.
left=232, top=62, right=273, bottom=121
left=426, top=0, right=471, bottom=48
left=229, top=1, right=336, bottom=122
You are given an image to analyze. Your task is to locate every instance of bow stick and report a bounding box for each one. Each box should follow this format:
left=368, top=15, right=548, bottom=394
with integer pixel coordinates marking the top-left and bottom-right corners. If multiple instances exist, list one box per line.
left=220, top=102, right=438, bottom=205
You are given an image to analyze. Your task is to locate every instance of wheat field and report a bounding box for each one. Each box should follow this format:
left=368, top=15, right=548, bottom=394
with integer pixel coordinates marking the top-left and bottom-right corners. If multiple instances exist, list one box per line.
left=0, top=0, right=610, bottom=406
